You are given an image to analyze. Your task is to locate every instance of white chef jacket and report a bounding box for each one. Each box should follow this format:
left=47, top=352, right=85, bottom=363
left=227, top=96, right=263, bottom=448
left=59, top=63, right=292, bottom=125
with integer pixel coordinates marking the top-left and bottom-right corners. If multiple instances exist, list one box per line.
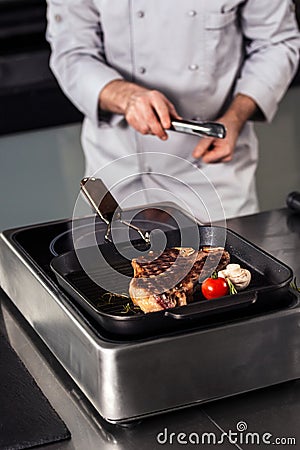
left=46, top=0, right=300, bottom=222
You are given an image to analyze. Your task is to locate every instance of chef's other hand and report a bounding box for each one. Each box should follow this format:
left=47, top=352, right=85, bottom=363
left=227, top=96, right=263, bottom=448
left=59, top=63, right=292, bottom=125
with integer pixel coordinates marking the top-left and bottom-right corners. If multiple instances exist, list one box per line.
left=99, top=79, right=181, bottom=140
left=192, top=115, right=239, bottom=163
left=192, top=94, right=257, bottom=163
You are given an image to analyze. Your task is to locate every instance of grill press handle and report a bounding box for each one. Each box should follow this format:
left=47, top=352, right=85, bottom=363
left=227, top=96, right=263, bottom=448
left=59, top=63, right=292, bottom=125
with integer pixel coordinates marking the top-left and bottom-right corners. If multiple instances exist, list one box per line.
left=80, top=177, right=151, bottom=244
left=164, top=291, right=257, bottom=320
left=80, top=177, right=119, bottom=225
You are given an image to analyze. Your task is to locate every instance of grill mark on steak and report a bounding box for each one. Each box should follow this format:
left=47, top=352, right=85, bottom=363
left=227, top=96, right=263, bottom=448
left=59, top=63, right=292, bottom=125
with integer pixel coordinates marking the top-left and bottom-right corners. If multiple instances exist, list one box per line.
left=129, top=247, right=230, bottom=313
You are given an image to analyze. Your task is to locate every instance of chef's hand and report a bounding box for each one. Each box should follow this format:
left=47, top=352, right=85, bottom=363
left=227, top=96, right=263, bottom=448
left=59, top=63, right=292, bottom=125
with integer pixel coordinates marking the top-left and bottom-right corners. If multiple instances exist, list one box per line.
left=192, top=114, right=239, bottom=163
left=99, top=79, right=181, bottom=140
left=192, top=94, right=258, bottom=163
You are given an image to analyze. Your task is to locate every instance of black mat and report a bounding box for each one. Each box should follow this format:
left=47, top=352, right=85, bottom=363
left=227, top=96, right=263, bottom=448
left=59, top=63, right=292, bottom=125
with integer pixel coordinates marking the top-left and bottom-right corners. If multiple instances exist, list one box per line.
left=0, top=332, right=71, bottom=450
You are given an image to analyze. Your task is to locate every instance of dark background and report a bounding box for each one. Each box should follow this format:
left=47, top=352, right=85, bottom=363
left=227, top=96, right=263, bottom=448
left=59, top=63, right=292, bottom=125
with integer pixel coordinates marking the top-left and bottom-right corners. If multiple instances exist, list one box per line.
left=0, top=0, right=83, bottom=135
left=0, top=0, right=299, bottom=136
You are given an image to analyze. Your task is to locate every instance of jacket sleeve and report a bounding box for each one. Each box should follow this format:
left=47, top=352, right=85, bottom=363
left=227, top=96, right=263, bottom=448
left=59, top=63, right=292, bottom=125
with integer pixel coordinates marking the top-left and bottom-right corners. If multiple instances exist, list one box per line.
left=46, top=0, right=123, bottom=124
left=235, top=0, right=300, bottom=122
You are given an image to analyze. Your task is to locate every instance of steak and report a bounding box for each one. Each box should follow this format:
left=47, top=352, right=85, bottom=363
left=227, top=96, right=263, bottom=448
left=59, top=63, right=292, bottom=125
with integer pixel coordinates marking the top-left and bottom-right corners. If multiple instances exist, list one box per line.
left=129, top=247, right=230, bottom=313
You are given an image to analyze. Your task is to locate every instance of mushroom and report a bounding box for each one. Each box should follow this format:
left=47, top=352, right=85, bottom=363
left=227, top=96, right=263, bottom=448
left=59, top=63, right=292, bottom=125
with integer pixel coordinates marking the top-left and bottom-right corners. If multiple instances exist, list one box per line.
left=218, top=263, right=251, bottom=291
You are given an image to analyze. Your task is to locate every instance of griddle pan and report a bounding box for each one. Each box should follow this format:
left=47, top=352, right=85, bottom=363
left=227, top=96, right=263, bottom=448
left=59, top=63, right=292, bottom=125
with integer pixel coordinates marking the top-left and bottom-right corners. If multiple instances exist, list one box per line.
left=50, top=226, right=293, bottom=337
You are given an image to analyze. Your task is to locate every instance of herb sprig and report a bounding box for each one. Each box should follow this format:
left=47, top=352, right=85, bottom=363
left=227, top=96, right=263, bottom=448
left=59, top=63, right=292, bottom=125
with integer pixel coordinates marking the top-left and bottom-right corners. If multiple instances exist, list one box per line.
left=290, top=277, right=300, bottom=293
left=226, top=278, right=238, bottom=295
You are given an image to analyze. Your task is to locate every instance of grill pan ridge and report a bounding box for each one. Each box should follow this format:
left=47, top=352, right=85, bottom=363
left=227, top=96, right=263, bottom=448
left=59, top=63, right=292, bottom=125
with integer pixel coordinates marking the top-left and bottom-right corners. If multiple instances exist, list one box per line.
left=50, top=226, right=293, bottom=337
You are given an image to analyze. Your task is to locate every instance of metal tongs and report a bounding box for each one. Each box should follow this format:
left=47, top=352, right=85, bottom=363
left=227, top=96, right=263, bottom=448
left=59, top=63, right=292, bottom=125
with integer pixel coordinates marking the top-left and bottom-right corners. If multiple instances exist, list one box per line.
left=170, top=118, right=226, bottom=139
left=80, top=177, right=151, bottom=244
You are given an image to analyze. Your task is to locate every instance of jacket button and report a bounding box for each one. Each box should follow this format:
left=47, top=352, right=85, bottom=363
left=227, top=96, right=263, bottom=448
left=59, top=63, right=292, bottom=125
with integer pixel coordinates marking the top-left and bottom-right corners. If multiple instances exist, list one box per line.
left=54, top=14, right=62, bottom=23
left=188, top=64, right=199, bottom=71
left=188, top=10, right=197, bottom=17
left=137, top=10, right=145, bottom=18
left=138, top=66, right=146, bottom=74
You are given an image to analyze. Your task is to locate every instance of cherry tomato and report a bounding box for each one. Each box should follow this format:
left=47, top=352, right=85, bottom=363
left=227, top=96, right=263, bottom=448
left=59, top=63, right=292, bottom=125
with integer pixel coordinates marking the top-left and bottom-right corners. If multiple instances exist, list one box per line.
left=201, top=276, right=229, bottom=300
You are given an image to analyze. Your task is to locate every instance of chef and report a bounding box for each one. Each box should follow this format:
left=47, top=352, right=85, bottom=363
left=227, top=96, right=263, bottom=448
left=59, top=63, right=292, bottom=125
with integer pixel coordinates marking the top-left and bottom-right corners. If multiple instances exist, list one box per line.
left=46, top=1, right=300, bottom=222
